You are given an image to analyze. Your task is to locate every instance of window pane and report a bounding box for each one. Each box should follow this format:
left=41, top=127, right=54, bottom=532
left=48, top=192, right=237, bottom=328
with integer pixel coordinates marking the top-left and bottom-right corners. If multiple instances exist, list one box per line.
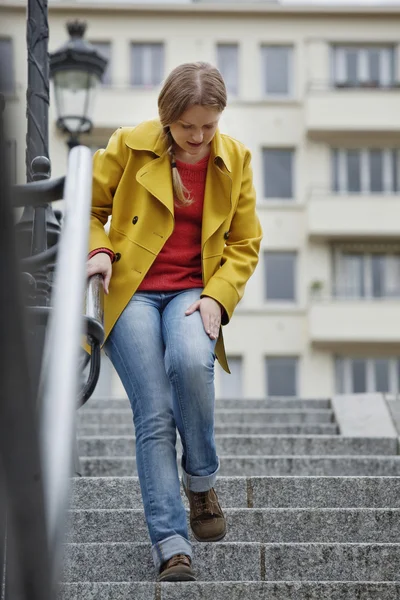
left=371, top=254, right=385, bottom=298
left=351, top=359, right=367, bottom=393
left=369, top=150, right=383, bottom=193
left=263, top=149, right=293, bottom=199
left=368, top=49, right=380, bottom=85
left=345, top=49, right=359, bottom=86
left=219, top=356, right=243, bottom=399
left=347, top=150, right=361, bottom=193
left=392, top=150, right=398, bottom=192
left=338, top=254, right=365, bottom=298
left=335, top=357, right=346, bottom=394
left=91, top=42, right=111, bottom=86
left=374, top=359, right=390, bottom=393
left=0, top=39, right=14, bottom=93
left=265, top=251, right=296, bottom=301
left=263, top=46, right=292, bottom=95
left=384, top=255, right=400, bottom=298
left=266, top=357, right=298, bottom=397
left=332, top=150, right=339, bottom=192
left=130, top=43, right=163, bottom=86
left=217, top=44, right=238, bottom=96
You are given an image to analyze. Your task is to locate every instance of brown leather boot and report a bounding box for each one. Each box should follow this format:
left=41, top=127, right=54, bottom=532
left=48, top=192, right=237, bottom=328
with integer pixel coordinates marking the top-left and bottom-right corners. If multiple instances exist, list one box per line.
left=158, top=554, right=196, bottom=582
left=183, top=485, right=227, bottom=542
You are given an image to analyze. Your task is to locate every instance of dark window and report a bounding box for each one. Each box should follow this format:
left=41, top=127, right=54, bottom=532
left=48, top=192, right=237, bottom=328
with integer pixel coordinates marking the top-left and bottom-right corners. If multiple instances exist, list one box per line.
left=217, top=44, right=238, bottom=96
left=352, top=359, right=367, bottom=393
left=374, top=359, right=390, bottom=393
left=91, top=42, right=112, bottom=86
left=347, top=150, right=361, bottom=193
left=262, top=46, right=293, bottom=95
left=265, top=251, right=296, bottom=301
left=130, top=43, right=164, bottom=87
left=266, top=357, right=298, bottom=397
left=263, top=149, right=294, bottom=199
left=369, top=150, right=383, bottom=193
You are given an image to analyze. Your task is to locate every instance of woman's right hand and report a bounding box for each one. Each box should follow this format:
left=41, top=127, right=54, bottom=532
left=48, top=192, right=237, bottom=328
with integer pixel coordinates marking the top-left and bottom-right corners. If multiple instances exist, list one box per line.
left=87, top=253, right=113, bottom=295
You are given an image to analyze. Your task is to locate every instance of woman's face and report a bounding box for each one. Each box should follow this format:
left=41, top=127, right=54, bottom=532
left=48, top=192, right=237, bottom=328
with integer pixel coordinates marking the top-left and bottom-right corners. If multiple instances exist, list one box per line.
left=169, top=105, right=222, bottom=159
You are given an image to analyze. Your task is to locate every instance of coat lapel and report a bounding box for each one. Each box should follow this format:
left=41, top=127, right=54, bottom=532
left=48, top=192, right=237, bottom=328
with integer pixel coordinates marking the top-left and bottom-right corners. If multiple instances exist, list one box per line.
left=136, top=153, right=175, bottom=217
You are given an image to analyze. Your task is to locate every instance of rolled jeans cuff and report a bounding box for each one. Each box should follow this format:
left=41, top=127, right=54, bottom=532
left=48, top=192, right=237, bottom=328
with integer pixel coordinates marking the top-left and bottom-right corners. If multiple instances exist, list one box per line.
left=181, top=459, right=220, bottom=493
left=151, top=534, right=192, bottom=571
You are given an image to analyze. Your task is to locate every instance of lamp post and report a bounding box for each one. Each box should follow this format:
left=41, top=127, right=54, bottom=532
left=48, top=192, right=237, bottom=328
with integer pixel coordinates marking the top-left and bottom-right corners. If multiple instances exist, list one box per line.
left=50, top=21, right=108, bottom=150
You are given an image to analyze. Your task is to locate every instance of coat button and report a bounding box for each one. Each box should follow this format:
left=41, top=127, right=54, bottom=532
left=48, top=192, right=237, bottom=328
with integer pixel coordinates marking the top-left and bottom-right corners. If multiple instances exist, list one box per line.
left=114, top=252, right=121, bottom=262
left=132, top=216, right=138, bottom=224
left=224, top=231, right=230, bottom=240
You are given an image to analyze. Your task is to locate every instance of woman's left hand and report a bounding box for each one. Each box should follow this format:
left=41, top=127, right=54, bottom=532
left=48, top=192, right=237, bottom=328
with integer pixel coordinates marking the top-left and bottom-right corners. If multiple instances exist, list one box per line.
left=185, top=296, right=222, bottom=340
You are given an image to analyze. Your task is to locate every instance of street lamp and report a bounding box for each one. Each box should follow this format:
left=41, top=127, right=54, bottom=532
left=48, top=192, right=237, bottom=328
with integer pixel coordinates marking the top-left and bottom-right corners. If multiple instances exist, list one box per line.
left=49, top=21, right=108, bottom=149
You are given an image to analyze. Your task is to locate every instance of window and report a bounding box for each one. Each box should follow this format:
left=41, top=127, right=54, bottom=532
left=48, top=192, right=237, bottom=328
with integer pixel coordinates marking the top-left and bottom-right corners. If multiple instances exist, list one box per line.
left=218, top=356, right=243, bottom=399
left=262, top=46, right=293, bottom=96
left=332, top=45, right=395, bottom=88
left=332, top=149, right=399, bottom=194
left=217, top=44, right=238, bottom=96
left=0, top=39, right=15, bottom=94
left=263, top=149, right=294, bottom=199
left=335, top=357, right=396, bottom=394
left=130, top=43, right=164, bottom=87
left=266, top=357, right=298, bottom=398
left=334, top=250, right=400, bottom=299
left=265, top=251, right=297, bottom=301
left=91, top=42, right=112, bottom=86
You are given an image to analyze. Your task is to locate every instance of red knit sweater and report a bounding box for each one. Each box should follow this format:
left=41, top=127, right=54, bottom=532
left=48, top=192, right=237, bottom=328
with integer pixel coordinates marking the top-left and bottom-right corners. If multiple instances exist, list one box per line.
left=137, top=154, right=209, bottom=291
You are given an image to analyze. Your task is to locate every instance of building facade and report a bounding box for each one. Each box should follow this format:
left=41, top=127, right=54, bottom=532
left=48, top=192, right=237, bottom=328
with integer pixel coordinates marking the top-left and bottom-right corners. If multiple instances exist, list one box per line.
left=2, top=0, right=400, bottom=399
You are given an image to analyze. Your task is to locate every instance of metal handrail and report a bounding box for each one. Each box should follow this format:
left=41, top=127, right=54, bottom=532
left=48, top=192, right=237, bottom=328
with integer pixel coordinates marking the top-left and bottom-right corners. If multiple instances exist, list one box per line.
left=12, top=176, right=65, bottom=208
left=38, top=144, right=93, bottom=591
left=79, top=274, right=105, bottom=406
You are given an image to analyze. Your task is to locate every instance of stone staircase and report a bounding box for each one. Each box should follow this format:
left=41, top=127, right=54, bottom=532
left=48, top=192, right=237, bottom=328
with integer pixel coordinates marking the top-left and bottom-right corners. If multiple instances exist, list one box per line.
left=60, top=396, right=400, bottom=599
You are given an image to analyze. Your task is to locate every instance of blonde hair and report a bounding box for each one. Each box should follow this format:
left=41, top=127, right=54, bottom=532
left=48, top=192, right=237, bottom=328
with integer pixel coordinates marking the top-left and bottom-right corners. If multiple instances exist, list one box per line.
left=158, top=62, right=227, bottom=206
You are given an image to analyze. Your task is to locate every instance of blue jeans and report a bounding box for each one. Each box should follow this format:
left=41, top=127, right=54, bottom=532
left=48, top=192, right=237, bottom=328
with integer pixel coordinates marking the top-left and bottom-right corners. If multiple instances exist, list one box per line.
left=104, top=288, right=219, bottom=571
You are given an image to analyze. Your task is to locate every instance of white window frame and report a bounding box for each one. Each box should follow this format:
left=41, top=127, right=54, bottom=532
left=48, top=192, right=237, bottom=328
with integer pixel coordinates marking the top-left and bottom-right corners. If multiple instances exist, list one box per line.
left=332, top=45, right=395, bottom=88
left=333, top=149, right=399, bottom=195
left=130, top=42, right=164, bottom=88
left=265, top=356, right=299, bottom=399
left=261, top=45, right=294, bottom=98
left=216, top=43, right=239, bottom=97
left=336, top=356, right=397, bottom=394
left=334, top=248, right=400, bottom=299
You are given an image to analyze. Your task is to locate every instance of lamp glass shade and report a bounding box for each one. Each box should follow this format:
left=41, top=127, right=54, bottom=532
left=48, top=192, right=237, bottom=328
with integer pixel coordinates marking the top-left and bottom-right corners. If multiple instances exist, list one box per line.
left=53, top=70, right=98, bottom=134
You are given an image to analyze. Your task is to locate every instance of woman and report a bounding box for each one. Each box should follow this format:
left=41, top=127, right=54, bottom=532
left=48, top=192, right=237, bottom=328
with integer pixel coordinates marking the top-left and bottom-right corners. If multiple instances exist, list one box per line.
left=87, top=62, right=262, bottom=582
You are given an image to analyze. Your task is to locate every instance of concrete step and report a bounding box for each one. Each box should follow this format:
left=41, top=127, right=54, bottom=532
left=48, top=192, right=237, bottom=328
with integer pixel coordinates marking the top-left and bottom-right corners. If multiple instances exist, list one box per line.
left=59, top=581, right=400, bottom=600
left=77, top=409, right=335, bottom=426
left=77, top=435, right=398, bottom=458
left=67, top=507, right=400, bottom=543
left=62, top=542, right=400, bottom=582
left=83, top=398, right=332, bottom=411
left=62, top=542, right=261, bottom=582
left=79, top=456, right=400, bottom=477
left=70, top=476, right=400, bottom=510
left=77, top=423, right=339, bottom=436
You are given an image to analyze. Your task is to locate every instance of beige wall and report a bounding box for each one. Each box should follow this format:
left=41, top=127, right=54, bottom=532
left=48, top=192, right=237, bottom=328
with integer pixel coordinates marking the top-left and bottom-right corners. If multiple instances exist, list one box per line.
left=2, top=3, right=400, bottom=398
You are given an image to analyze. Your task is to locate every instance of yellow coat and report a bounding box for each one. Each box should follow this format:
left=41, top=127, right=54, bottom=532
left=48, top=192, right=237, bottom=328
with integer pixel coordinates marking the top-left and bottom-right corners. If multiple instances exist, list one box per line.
left=89, top=119, right=262, bottom=372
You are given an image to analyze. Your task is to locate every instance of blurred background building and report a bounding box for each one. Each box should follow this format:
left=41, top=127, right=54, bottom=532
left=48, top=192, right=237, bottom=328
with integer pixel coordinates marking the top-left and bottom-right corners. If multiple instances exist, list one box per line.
left=1, top=0, right=400, bottom=399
